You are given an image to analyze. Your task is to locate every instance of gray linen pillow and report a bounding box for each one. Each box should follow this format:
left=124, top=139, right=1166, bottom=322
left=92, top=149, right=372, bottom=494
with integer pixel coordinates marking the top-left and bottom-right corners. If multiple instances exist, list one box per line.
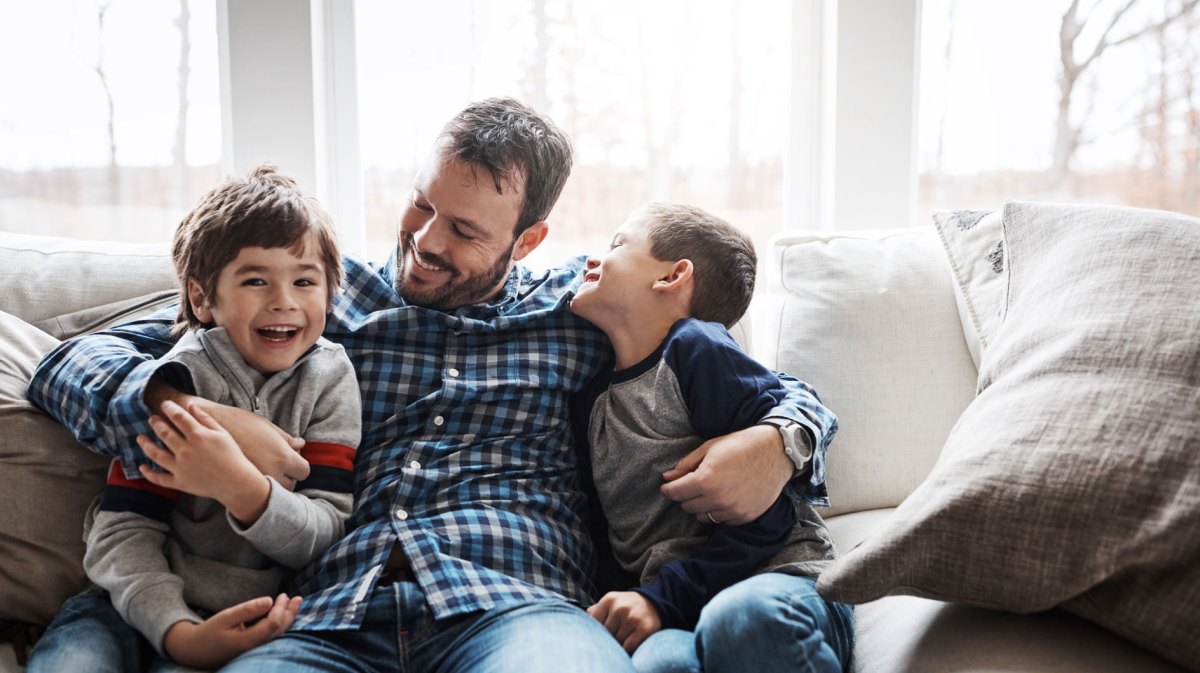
left=817, top=201, right=1200, bottom=670
left=0, top=310, right=110, bottom=625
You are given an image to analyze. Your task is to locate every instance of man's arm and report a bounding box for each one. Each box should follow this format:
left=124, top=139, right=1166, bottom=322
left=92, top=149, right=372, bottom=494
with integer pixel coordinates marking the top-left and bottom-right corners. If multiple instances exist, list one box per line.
left=658, top=323, right=838, bottom=525
left=28, top=310, right=308, bottom=485
left=146, top=376, right=310, bottom=489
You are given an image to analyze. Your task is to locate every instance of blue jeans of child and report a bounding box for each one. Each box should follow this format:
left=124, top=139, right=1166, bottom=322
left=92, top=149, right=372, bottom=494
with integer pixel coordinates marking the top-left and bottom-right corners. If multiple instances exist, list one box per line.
left=631, top=574, right=854, bottom=673
left=26, top=586, right=203, bottom=673
left=218, top=579, right=635, bottom=672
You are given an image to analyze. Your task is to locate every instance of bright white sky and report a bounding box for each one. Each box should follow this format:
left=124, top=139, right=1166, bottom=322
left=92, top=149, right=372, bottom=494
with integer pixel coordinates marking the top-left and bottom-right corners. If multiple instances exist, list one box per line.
left=0, top=0, right=1179, bottom=173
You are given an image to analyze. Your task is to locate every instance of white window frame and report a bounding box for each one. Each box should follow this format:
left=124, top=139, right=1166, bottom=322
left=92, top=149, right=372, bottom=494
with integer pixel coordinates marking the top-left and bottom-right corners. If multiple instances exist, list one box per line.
left=217, top=0, right=920, bottom=248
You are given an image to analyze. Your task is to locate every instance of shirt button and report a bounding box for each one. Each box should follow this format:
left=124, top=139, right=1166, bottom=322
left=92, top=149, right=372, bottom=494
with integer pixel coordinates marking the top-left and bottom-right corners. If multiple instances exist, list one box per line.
left=448, top=368, right=460, bottom=378
left=409, top=460, right=421, bottom=470
left=433, top=415, right=444, bottom=426
left=394, top=508, right=409, bottom=521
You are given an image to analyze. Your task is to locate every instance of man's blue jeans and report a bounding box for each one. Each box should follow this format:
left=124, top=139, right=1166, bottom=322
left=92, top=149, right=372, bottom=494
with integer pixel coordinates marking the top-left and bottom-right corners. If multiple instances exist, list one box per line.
left=631, top=574, right=854, bottom=673
left=26, top=586, right=203, bottom=673
left=219, top=580, right=635, bottom=672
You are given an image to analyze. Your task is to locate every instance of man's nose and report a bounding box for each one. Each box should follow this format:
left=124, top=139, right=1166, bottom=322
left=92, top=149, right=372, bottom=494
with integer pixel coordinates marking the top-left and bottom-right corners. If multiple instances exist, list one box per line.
left=410, top=214, right=447, bottom=255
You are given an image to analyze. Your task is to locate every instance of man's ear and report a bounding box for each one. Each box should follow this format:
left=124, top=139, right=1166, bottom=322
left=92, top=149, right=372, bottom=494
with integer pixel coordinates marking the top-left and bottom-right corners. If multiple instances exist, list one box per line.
left=653, top=259, right=694, bottom=292
left=187, top=278, right=213, bottom=323
left=511, top=221, right=549, bottom=262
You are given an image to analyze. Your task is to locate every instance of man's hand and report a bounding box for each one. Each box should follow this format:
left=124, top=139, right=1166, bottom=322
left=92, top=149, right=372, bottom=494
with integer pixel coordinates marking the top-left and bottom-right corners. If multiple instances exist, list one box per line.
left=139, top=400, right=271, bottom=525
left=163, top=594, right=301, bottom=669
left=201, top=403, right=310, bottom=489
left=145, top=375, right=309, bottom=489
left=587, top=591, right=661, bottom=654
left=660, top=424, right=792, bottom=526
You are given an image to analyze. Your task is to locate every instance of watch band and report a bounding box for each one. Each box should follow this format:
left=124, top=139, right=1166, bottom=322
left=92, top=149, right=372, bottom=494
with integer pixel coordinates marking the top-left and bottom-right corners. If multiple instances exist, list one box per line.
left=760, top=418, right=812, bottom=472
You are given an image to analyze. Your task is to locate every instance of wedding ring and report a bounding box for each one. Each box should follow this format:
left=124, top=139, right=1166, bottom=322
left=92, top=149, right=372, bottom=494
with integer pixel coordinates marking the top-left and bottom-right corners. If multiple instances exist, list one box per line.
left=706, top=512, right=719, bottom=525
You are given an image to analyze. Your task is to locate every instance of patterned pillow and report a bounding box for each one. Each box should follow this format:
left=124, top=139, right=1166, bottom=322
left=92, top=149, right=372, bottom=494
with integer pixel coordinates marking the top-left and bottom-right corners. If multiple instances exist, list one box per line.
left=931, top=209, right=1004, bottom=369
left=818, top=201, right=1200, bottom=671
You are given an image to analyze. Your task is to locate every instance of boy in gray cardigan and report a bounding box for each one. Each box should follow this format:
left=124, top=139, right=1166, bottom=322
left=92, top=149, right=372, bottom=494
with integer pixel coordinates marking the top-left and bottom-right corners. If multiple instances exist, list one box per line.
left=27, top=165, right=360, bottom=672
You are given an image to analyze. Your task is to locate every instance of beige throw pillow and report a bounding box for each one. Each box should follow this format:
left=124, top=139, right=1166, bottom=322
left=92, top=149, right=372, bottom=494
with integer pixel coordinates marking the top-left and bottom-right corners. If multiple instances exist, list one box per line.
left=817, top=201, right=1200, bottom=671
left=0, top=311, right=110, bottom=625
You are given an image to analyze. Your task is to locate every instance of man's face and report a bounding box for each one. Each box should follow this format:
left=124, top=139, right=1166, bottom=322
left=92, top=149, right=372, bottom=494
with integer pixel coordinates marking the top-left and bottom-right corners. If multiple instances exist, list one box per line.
left=394, top=151, right=531, bottom=311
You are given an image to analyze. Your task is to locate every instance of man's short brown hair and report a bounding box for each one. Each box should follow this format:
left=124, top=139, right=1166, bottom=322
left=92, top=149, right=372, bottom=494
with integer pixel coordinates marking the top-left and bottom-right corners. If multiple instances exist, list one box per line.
left=171, top=164, right=343, bottom=332
left=437, top=97, right=574, bottom=237
left=641, top=202, right=757, bottom=329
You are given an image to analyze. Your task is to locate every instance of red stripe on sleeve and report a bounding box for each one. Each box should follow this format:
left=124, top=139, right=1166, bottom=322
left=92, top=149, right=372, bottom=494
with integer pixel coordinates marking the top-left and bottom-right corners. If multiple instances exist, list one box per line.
left=107, top=460, right=179, bottom=500
left=301, top=442, right=356, bottom=471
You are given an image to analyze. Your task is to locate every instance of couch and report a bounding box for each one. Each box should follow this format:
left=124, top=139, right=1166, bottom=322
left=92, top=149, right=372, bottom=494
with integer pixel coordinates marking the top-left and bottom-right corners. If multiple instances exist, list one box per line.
left=1, top=202, right=1196, bottom=672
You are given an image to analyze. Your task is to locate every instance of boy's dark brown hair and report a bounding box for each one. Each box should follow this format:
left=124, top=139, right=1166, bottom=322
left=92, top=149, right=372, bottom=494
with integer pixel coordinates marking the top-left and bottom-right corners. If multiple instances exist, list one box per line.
left=641, top=202, right=757, bottom=329
left=171, top=164, right=343, bottom=333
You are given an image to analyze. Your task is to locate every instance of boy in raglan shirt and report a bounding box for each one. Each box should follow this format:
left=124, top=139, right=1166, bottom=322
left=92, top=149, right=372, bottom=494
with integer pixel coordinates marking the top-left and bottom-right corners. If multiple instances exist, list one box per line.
left=570, top=202, right=853, bottom=673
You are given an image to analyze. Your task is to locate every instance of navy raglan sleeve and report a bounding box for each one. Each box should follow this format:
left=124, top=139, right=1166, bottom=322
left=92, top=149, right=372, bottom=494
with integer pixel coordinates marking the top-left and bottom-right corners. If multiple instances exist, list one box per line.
left=633, top=320, right=795, bottom=630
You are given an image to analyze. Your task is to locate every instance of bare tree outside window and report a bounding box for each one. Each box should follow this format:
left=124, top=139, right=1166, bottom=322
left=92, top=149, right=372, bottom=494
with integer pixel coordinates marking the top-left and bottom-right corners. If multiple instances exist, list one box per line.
left=355, top=0, right=789, bottom=269
left=0, top=0, right=221, bottom=242
left=919, top=0, right=1200, bottom=220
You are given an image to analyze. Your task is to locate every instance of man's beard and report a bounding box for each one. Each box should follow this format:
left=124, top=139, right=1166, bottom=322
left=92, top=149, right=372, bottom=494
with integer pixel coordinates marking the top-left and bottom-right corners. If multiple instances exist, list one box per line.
left=393, top=232, right=516, bottom=311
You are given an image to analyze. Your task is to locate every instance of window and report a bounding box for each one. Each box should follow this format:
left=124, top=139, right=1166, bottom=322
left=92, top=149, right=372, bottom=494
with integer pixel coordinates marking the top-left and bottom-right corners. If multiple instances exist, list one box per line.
left=0, top=0, right=221, bottom=242
left=354, top=0, right=790, bottom=268
left=918, top=0, right=1200, bottom=219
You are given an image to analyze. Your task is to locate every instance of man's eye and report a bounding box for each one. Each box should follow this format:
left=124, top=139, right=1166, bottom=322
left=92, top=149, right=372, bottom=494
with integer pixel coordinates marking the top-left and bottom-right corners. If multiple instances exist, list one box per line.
left=412, top=197, right=433, bottom=212
left=452, top=224, right=473, bottom=240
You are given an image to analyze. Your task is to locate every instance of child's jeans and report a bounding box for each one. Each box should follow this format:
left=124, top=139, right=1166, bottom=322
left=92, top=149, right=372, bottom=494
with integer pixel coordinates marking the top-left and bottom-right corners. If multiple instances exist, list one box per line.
left=26, top=585, right=203, bottom=673
left=631, top=573, right=854, bottom=673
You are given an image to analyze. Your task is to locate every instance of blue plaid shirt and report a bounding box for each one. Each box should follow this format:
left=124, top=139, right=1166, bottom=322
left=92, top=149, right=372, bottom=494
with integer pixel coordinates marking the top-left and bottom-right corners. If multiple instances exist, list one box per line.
left=29, top=252, right=836, bottom=631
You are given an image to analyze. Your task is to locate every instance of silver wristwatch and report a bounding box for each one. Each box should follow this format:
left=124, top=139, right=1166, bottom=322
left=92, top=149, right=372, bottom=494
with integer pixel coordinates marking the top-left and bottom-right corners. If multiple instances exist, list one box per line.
left=760, top=418, right=813, bottom=473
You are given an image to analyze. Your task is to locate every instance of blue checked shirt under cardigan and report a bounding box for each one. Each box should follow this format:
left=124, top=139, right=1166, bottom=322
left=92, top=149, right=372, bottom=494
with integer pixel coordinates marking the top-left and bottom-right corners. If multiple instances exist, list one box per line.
left=29, top=253, right=837, bottom=632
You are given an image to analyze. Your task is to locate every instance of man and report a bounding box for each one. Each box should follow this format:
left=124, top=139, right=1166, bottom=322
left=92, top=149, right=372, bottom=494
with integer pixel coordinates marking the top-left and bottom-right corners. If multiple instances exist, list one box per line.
left=30, top=98, right=835, bottom=672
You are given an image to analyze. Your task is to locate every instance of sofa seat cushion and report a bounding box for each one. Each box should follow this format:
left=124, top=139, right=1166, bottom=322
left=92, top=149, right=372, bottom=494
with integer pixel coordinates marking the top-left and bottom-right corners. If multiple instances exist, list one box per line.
left=825, top=511, right=1187, bottom=673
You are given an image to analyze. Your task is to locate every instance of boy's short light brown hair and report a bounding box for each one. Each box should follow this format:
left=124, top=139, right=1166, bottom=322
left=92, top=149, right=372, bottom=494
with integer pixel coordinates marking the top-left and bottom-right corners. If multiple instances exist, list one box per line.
left=171, top=164, right=343, bottom=332
left=640, top=202, right=757, bottom=329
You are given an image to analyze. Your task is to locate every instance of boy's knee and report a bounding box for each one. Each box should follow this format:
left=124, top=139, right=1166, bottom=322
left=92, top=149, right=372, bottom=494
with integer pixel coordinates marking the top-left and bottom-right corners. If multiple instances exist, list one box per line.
left=696, top=574, right=822, bottom=645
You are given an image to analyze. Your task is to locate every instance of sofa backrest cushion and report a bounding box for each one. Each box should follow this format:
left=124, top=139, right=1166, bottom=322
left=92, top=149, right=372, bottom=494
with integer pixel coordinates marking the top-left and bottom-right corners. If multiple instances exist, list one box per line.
left=0, top=232, right=175, bottom=324
left=762, top=227, right=978, bottom=518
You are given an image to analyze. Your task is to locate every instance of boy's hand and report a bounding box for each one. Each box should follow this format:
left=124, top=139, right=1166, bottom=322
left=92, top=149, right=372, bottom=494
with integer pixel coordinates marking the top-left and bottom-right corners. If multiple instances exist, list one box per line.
left=587, top=591, right=662, bottom=654
left=660, top=424, right=791, bottom=526
left=163, top=594, right=302, bottom=669
left=200, top=401, right=310, bottom=490
left=146, top=374, right=309, bottom=489
left=138, top=400, right=271, bottom=525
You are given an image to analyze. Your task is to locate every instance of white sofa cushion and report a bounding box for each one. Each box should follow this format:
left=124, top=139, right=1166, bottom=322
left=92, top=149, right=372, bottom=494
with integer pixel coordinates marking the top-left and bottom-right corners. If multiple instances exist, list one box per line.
left=761, top=228, right=977, bottom=517
left=0, top=232, right=175, bottom=324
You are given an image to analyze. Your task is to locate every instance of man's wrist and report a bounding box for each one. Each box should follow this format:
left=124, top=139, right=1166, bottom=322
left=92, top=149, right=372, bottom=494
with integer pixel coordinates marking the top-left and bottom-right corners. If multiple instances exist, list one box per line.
left=759, top=418, right=813, bottom=474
